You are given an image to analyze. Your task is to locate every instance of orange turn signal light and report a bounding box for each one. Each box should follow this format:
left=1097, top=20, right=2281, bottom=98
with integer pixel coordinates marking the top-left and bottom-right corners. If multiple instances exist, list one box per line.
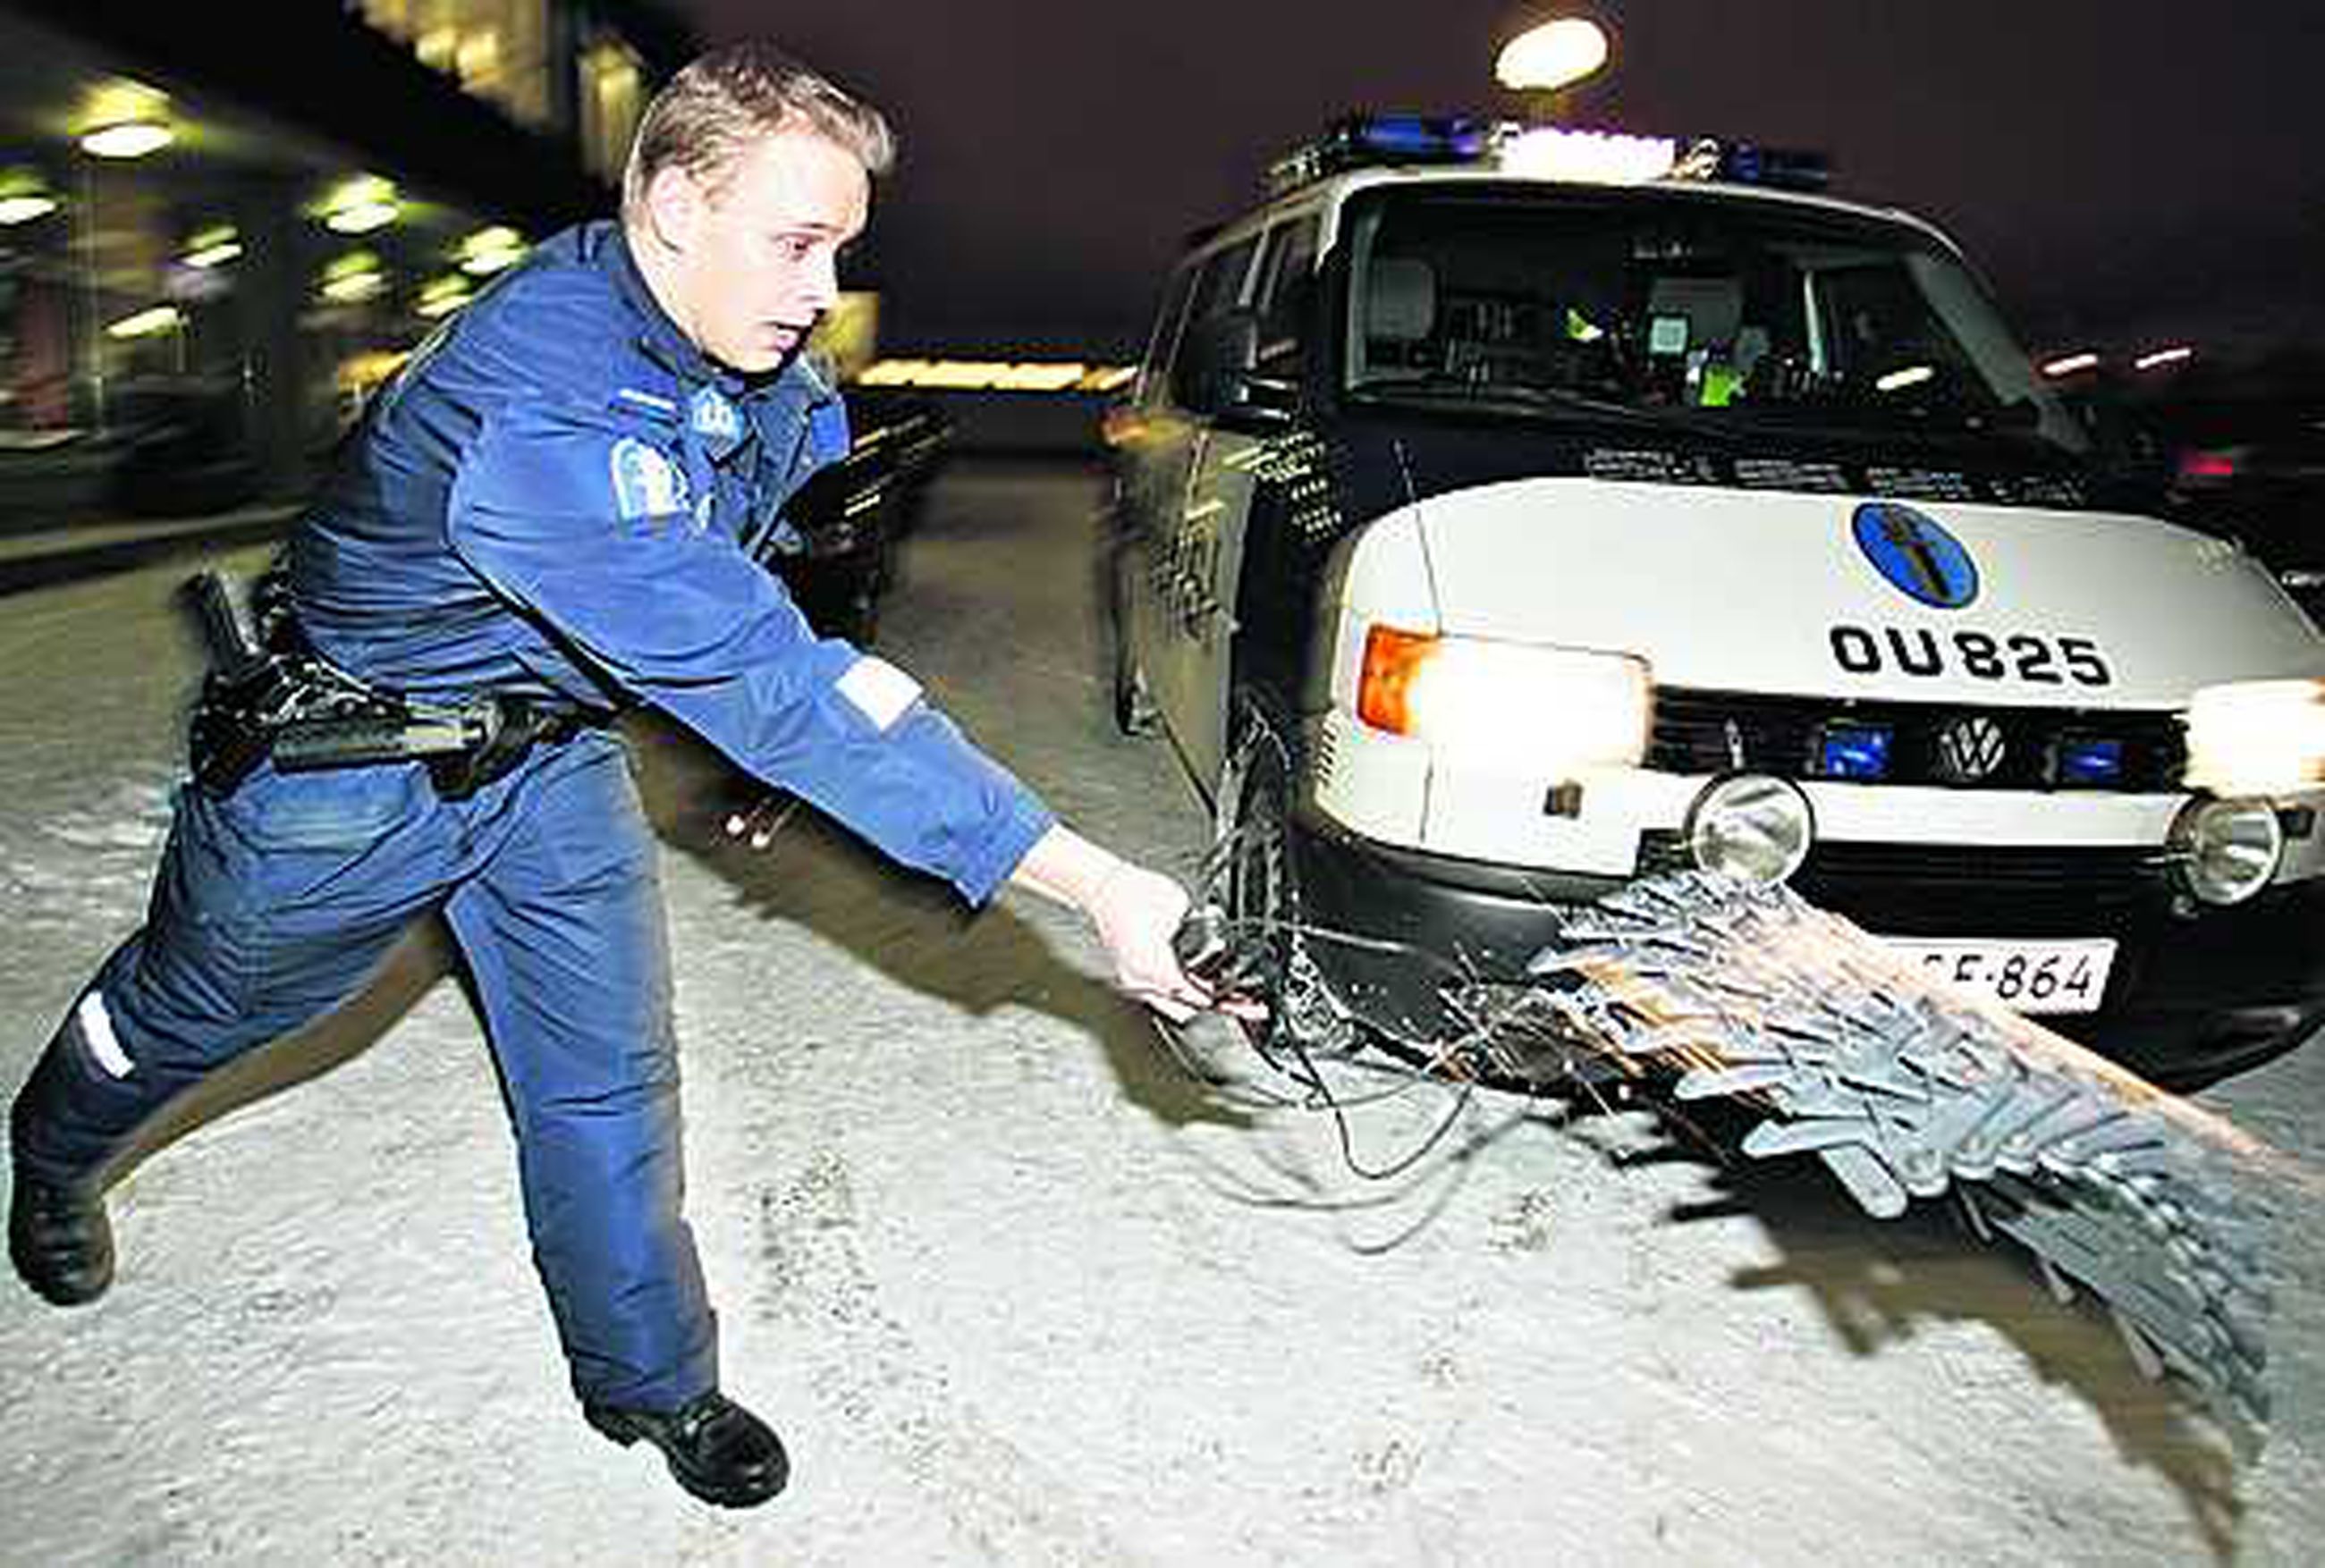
left=1357, top=625, right=1437, bottom=734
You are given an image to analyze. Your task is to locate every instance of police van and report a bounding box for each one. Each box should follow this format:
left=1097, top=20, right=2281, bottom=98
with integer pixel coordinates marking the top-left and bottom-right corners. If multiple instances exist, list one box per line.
left=1106, top=116, right=2325, bottom=1086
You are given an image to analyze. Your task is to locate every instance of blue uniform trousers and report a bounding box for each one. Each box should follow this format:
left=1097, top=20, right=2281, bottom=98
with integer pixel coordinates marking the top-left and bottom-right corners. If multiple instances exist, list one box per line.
left=10, top=730, right=716, bottom=1412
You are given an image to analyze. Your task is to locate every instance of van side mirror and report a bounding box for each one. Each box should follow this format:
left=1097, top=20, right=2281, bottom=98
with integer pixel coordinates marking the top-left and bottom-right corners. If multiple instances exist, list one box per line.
left=1174, top=309, right=1295, bottom=429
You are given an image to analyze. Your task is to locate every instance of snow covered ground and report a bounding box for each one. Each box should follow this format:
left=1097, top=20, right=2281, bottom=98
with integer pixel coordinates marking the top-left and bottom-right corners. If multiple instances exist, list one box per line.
left=3, top=463, right=2319, bottom=1565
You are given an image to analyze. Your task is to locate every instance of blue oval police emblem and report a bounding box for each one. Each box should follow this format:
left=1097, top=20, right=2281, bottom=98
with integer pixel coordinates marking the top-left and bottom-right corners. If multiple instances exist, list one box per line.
left=1852, top=502, right=1979, bottom=609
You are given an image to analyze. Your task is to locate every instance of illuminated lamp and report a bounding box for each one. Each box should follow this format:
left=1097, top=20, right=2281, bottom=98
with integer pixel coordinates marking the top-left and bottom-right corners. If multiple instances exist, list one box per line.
left=1495, top=19, right=1611, bottom=94
left=1348, top=115, right=1496, bottom=161
left=182, top=224, right=242, bottom=269
left=320, top=250, right=387, bottom=305
left=2185, top=679, right=2325, bottom=795
left=458, top=224, right=527, bottom=275
left=81, top=120, right=173, bottom=159
left=1814, top=721, right=1892, bottom=781
left=418, top=274, right=474, bottom=317
left=0, top=167, right=57, bottom=225
left=323, top=176, right=400, bottom=235
left=1501, top=126, right=1675, bottom=184
left=1356, top=624, right=1651, bottom=769
left=106, top=305, right=183, bottom=340
left=2052, top=736, right=2125, bottom=788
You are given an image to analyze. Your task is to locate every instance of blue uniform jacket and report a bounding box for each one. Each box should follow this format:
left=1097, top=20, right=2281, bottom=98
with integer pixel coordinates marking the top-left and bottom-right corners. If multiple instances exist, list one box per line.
left=287, top=221, right=1051, bottom=904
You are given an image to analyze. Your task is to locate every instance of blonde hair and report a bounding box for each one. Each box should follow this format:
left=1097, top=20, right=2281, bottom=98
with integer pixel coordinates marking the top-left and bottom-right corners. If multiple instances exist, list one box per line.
left=621, top=42, right=894, bottom=227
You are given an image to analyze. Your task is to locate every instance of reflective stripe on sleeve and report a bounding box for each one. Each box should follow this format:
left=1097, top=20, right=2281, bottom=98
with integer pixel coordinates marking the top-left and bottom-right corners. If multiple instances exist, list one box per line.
left=835, top=656, right=925, bottom=732
left=75, top=992, right=132, bottom=1079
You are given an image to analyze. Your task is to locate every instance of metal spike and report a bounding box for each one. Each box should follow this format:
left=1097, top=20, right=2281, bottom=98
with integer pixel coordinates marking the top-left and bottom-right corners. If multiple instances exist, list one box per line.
left=2113, top=1310, right=2167, bottom=1381
left=1816, top=1144, right=1911, bottom=1219
left=2035, top=1253, right=2076, bottom=1305
left=1673, top=1063, right=1800, bottom=1100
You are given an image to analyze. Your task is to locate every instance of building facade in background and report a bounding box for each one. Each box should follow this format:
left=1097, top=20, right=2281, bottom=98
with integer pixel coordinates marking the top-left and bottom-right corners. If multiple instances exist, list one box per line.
left=0, top=1, right=692, bottom=527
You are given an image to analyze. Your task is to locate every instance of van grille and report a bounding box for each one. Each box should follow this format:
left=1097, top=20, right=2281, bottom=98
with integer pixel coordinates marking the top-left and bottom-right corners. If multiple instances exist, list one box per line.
left=1647, top=687, right=2185, bottom=793
left=1636, top=833, right=2171, bottom=933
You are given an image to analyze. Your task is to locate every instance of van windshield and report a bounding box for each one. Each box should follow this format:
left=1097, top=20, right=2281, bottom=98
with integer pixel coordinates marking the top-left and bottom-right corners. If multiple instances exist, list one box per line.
left=1342, top=184, right=2087, bottom=455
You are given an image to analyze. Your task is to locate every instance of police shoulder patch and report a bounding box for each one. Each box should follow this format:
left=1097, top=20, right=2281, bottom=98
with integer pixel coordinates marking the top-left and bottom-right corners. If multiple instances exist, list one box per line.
left=609, top=436, right=689, bottom=518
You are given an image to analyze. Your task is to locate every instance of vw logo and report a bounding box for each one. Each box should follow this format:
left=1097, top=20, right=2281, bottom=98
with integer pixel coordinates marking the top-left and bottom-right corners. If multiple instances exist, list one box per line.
left=1934, top=714, right=2007, bottom=783
left=1853, top=502, right=1979, bottom=609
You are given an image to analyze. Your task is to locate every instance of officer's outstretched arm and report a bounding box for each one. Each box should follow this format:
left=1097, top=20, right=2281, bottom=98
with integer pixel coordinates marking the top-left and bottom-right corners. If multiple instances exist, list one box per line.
left=447, top=396, right=1049, bottom=905
left=1009, top=825, right=1214, bottom=1022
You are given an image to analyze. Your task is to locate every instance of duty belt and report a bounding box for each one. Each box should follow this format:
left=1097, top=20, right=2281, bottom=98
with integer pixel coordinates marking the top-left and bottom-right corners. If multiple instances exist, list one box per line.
left=183, top=569, right=612, bottom=801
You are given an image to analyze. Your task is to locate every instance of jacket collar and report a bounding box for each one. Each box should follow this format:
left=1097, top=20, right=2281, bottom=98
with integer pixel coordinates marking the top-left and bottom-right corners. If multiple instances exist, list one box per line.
left=591, top=221, right=836, bottom=413
left=593, top=221, right=740, bottom=393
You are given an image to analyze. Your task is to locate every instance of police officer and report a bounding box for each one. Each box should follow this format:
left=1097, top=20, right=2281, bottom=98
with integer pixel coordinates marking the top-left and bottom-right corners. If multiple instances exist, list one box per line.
left=7, top=44, right=1213, bottom=1510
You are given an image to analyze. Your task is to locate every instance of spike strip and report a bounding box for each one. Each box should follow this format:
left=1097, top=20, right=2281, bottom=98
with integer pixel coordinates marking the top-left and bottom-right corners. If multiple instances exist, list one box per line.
left=1498, top=872, right=2275, bottom=1450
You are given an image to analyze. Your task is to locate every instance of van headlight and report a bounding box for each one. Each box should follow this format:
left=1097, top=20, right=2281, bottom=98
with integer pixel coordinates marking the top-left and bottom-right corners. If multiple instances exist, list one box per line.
left=1685, top=774, right=1814, bottom=884
left=2170, top=796, right=2284, bottom=906
left=1357, top=625, right=1651, bottom=769
left=2184, top=678, right=2325, bottom=794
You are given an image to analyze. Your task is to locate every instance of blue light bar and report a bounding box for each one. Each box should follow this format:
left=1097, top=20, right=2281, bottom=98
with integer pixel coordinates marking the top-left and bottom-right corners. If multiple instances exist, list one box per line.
left=1348, top=114, right=1497, bottom=161
left=2056, top=736, right=2125, bottom=787
left=1687, top=139, right=1831, bottom=192
left=1265, top=115, right=1832, bottom=197
left=1266, top=114, right=1500, bottom=195
left=1817, top=721, right=1892, bottom=780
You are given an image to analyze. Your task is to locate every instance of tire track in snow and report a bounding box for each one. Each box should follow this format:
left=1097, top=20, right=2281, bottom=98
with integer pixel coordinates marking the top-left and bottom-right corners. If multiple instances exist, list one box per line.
left=755, top=1146, right=1154, bottom=1566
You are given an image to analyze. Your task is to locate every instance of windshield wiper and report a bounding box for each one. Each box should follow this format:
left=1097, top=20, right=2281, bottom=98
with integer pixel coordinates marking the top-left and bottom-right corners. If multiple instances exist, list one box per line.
left=1352, top=375, right=1721, bottom=431
left=1715, top=392, right=2074, bottom=451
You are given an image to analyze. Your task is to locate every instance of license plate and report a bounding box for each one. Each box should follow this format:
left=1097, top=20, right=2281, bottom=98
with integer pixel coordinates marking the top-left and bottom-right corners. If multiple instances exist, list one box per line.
left=1879, top=938, right=2117, bottom=1015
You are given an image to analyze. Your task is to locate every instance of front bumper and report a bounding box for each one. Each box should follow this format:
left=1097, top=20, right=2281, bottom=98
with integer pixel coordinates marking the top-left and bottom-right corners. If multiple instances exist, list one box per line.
left=1290, top=806, right=2325, bottom=1086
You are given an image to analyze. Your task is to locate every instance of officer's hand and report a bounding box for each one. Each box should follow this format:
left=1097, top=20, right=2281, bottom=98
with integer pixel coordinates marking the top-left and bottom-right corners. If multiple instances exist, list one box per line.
left=1084, top=861, right=1213, bottom=1023
left=1010, top=825, right=1254, bottom=1023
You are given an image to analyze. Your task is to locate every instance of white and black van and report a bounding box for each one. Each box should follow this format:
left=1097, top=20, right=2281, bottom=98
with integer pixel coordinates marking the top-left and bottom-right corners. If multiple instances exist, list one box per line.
left=1106, top=116, right=2325, bottom=1086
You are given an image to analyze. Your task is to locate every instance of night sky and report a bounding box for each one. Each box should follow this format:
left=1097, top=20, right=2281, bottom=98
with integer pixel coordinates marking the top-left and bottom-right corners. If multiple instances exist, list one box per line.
left=671, top=2, right=2319, bottom=366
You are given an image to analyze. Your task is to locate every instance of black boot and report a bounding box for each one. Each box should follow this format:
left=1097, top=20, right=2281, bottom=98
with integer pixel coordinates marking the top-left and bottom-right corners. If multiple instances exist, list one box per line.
left=9, top=1168, right=114, bottom=1306
left=585, top=1389, right=789, bottom=1507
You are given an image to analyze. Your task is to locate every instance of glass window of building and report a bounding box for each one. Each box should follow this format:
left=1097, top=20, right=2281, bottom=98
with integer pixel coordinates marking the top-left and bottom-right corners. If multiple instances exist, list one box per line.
left=354, top=0, right=555, bottom=131
left=0, top=163, right=77, bottom=440
left=578, top=33, right=645, bottom=184
left=0, top=34, right=545, bottom=524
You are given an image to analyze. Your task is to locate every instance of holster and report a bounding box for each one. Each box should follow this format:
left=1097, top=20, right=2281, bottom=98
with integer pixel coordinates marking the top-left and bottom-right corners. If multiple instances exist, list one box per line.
left=421, top=700, right=599, bottom=800
left=189, top=652, right=605, bottom=803
left=182, top=569, right=609, bottom=803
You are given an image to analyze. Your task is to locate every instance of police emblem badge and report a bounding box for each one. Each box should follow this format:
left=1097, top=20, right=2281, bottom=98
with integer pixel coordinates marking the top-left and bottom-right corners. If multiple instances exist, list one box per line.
left=690, top=385, right=743, bottom=452
left=609, top=436, right=689, bottom=518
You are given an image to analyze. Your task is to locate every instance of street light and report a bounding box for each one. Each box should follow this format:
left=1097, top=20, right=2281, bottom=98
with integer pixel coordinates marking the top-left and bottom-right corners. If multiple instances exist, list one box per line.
left=80, top=120, right=173, bottom=160
left=1495, top=18, right=1611, bottom=96
left=323, top=175, right=401, bottom=235
left=0, top=168, right=58, bottom=225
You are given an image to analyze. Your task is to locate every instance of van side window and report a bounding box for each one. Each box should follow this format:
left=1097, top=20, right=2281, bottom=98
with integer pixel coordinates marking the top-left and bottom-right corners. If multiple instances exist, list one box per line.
left=1136, top=264, right=1200, bottom=408
left=1190, top=235, right=1261, bottom=322
left=1168, top=235, right=1262, bottom=408
left=1254, top=218, right=1320, bottom=377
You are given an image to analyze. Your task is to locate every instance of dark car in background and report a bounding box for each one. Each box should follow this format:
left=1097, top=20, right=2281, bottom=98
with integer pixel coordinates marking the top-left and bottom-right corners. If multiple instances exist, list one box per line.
left=2130, top=353, right=2325, bottom=624
left=107, top=374, right=264, bottom=517
left=758, top=389, right=950, bottom=645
